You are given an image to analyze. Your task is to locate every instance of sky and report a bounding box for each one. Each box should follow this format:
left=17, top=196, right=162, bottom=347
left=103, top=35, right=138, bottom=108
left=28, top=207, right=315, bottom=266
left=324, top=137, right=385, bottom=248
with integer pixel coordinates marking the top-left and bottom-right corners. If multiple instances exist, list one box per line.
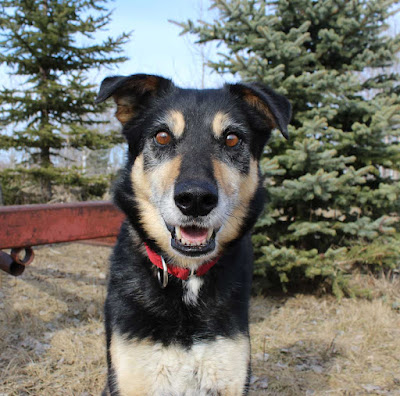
left=0, top=0, right=227, bottom=95
left=0, top=0, right=225, bottom=164
left=1, top=0, right=399, bottom=90
left=86, top=0, right=400, bottom=90
left=95, top=0, right=400, bottom=88
left=92, top=0, right=230, bottom=89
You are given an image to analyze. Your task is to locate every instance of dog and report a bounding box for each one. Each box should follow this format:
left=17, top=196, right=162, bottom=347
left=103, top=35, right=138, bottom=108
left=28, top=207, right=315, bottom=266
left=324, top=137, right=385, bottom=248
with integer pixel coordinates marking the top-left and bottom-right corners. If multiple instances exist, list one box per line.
left=95, top=74, right=291, bottom=396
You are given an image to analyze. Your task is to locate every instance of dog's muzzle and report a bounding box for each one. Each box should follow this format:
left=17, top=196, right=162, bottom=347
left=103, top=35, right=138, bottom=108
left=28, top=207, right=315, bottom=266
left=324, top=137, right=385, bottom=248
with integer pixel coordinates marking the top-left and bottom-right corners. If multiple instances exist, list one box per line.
left=167, top=180, right=219, bottom=256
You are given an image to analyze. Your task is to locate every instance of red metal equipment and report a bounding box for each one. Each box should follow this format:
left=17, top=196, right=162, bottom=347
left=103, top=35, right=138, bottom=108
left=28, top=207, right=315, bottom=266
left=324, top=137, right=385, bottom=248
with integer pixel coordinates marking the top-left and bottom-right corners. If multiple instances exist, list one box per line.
left=0, top=201, right=124, bottom=276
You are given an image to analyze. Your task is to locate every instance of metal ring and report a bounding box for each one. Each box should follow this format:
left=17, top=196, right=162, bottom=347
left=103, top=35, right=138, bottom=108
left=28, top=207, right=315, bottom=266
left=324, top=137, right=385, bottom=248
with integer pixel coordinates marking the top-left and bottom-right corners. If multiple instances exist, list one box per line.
left=10, top=247, right=34, bottom=266
left=157, top=256, right=168, bottom=288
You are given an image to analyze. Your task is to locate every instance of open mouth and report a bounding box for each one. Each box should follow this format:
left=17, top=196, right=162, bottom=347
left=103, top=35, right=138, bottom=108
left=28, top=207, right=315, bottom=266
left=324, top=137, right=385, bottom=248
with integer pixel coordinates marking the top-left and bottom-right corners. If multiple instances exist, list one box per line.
left=167, top=225, right=216, bottom=256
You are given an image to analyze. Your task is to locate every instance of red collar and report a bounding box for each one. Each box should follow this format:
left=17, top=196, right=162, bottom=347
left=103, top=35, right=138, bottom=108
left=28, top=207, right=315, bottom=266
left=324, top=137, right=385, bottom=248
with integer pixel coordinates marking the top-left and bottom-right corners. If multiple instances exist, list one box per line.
left=144, top=244, right=218, bottom=281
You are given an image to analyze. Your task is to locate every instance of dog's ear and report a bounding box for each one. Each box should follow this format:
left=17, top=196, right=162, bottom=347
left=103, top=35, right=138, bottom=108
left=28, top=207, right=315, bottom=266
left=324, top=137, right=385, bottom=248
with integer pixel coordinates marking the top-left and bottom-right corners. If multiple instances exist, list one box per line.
left=227, top=82, right=291, bottom=139
left=96, top=74, right=173, bottom=125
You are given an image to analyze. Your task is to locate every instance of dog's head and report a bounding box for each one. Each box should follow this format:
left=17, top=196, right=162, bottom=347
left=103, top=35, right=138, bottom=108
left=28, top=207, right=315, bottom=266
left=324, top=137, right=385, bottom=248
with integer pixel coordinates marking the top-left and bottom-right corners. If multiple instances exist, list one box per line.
left=96, top=74, right=291, bottom=269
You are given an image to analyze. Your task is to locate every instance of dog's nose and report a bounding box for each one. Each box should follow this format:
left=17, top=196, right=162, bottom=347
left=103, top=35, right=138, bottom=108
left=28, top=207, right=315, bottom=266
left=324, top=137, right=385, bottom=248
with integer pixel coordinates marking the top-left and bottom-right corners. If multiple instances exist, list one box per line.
left=174, top=181, right=218, bottom=217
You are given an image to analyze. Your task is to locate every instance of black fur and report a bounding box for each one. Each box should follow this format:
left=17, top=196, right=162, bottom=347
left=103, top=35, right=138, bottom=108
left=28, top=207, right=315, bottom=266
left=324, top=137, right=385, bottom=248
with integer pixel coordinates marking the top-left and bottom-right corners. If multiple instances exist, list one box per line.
left=96, top=74, right=291, bottom=396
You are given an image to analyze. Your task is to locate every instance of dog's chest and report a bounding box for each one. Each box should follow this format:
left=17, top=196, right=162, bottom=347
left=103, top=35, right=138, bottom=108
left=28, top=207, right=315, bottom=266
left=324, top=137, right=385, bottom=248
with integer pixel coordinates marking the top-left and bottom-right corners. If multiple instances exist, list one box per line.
left=182, top=275, right=203, bottom=305
left=111, top=333, right=250, bottom=396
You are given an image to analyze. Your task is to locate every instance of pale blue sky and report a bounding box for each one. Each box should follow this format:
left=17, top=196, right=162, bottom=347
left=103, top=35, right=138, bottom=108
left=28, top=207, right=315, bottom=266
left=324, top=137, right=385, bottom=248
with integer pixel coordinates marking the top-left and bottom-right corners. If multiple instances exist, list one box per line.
left=94, top=0, right=230, bottom=88
left=95, top=0, right=400, bottom=88
left=2, top=0, right=399, bottom=90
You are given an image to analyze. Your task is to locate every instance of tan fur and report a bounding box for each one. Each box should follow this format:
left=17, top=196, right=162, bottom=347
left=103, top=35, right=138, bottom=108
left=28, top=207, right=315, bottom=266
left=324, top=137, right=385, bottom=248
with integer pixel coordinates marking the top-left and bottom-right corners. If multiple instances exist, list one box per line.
left=213, top=159, right=259, bottom=247
left=110, top=333, right=250, bottom=396
left=243, top=89, right=277, bottom=129
left=131, top=154, right=259, bottom=268
left=212, top=159, right=237, bottom=196
left=131, top=155, right=210, bottom=269
left=166, top=110, right=185, bottom=138
left=114, top=97, right=136, bottom=125
left=131, top=155, right=179, bottom=261
left=154, top=155, right=182, bottom=193
left=211, top=112, right=232, bottom=138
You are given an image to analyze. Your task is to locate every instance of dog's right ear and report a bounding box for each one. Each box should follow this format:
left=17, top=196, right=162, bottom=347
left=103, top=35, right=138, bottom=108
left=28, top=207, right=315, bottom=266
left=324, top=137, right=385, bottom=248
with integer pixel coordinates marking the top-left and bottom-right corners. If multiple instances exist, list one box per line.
left=95, top=74, right=173, bottom=125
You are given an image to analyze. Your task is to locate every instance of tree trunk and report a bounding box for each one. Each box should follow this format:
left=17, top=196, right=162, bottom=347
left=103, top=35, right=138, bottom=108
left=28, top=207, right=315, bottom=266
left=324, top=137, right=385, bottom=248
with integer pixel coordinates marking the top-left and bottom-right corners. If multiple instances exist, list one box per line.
left=40, top=146, right=52, bottom=202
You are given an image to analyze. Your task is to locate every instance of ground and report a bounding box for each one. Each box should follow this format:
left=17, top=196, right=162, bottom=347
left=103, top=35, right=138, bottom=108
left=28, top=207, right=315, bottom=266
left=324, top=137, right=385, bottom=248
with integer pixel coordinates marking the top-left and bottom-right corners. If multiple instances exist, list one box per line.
left=0, top=243, right=399, bottom=396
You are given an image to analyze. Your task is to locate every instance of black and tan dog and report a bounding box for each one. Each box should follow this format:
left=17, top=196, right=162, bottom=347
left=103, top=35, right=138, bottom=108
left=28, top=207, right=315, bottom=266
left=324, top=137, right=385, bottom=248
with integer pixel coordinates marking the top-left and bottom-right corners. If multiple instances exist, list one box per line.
left=96, top=74, right=291, bottom=396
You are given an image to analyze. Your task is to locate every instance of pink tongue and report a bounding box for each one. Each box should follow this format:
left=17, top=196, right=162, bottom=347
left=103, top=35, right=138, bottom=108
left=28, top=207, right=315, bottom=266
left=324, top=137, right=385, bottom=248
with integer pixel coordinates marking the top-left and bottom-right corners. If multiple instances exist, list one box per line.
left=180, top=226, right=208, bottom=243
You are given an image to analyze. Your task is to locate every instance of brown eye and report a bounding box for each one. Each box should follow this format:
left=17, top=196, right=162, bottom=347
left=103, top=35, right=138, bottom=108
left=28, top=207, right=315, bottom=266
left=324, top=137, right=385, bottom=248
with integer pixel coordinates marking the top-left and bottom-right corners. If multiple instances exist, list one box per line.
left=225, top=133, right=240, bottom=147
left=155, top=131, right=171, bottom=145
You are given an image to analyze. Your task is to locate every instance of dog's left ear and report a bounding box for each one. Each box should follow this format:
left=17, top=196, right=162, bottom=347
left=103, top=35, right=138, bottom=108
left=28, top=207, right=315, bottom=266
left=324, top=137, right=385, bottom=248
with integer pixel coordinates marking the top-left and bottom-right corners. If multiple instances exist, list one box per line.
left=228, top=82, right=291, bottom=139
left=95, top=74, right=174, bottom=125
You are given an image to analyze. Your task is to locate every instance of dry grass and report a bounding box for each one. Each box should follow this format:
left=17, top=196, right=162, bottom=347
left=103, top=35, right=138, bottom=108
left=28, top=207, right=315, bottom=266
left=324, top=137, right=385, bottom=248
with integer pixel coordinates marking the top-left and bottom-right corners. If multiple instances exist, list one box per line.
left=0, top=244, right=108, bottom=395
left=1, top=243, right=399, bottom=395
left=250, top=291, right=400, bottom=395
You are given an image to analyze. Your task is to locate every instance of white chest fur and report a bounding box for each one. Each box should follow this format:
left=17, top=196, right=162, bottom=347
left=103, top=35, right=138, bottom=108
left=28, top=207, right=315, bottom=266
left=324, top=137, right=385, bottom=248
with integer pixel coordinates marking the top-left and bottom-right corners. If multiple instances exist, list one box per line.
left=182, top=275, right=203, bottom=305
left=110, top=333, right=250, bottom=396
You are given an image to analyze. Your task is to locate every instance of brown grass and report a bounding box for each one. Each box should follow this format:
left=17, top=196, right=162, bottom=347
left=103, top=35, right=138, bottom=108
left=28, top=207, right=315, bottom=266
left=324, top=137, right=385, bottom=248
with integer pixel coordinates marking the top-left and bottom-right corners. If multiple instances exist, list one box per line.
left=1, top=243, right=399, bottom=395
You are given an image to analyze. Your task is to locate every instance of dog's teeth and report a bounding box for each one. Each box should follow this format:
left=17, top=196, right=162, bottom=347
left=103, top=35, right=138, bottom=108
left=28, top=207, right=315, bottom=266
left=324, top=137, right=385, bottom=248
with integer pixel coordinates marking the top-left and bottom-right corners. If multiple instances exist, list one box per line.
left=175, top=226, right=182, bottom=241
left=175, top=226, right=213, bottom=247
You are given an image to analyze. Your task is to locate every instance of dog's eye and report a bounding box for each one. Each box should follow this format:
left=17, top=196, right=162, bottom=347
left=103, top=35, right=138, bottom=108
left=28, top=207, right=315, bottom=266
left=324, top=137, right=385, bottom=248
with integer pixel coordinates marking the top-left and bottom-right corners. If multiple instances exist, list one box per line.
left=225, top=133, right=240, bottom=148
left=155, top=131, right=172, bottom=146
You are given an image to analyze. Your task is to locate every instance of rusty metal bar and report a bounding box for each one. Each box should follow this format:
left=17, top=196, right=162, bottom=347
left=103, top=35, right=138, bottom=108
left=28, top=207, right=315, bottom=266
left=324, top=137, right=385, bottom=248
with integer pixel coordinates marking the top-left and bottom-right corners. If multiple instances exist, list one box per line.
left=80, top=236, right=119, bottom=247
left=0, top=201, right=124, bottom=249
left=0, top=201, right=125, bottom=276
left=0, top=250, right=26, bottom=276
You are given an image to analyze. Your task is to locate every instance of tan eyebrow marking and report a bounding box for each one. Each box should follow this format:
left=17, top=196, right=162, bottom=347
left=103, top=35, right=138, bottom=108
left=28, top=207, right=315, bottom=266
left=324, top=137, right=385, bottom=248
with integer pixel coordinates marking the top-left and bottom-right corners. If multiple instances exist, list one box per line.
left=212, top=112, right=232, bottom=138
left=162, top=110, right=185, bottom=138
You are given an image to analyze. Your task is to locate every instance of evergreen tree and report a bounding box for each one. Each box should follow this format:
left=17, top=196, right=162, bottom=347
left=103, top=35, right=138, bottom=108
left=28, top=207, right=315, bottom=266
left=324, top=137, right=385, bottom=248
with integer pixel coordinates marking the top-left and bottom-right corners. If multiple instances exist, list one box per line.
left=0, top=0, right=129, bottom=203
left=178, top=0, right=400, bottom=296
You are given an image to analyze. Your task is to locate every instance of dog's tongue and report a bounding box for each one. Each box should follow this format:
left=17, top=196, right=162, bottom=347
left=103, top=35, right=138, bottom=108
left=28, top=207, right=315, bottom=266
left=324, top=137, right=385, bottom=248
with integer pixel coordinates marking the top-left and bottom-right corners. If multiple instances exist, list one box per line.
left=180, top=226, right=209, bottom=244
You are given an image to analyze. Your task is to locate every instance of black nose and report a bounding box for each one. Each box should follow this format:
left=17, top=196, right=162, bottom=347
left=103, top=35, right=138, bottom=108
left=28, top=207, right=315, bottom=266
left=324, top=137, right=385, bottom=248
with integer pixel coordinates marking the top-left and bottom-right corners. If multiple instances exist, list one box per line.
left=174, top=181, right=218, bottom=217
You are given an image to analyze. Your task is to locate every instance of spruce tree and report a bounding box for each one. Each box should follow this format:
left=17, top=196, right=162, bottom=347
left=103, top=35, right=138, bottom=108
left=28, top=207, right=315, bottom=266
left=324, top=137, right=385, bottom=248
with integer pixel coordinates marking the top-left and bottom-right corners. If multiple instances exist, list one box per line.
left=178, top=0, right=400, bottom=296
left=0, top=0, right=129, bottom=203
